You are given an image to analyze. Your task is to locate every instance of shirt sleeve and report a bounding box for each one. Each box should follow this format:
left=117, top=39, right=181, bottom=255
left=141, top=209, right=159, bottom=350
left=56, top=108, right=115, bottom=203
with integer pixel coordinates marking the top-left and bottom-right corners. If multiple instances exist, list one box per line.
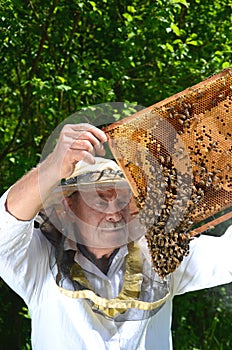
left=0, top=189, right=51, bottom=305
left=171, top=226, right=232, bottom=296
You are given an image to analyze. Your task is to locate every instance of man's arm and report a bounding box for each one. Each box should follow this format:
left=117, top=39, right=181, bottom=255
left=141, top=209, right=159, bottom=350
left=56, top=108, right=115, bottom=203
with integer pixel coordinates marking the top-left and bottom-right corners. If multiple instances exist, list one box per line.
left=171, top=228, right=232, bottom=296
left=6, top=123, right=107, bottom=221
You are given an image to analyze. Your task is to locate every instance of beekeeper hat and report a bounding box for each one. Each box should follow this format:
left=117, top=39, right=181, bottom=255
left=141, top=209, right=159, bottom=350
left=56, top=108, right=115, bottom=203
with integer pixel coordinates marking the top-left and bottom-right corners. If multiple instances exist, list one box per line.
left=45, top=157, right=129, bottom=207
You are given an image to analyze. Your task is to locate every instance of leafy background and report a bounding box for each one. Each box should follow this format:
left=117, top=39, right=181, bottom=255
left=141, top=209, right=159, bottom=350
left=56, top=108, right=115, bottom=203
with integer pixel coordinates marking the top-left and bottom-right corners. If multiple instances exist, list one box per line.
left=0, top=0, right=232, bottom=348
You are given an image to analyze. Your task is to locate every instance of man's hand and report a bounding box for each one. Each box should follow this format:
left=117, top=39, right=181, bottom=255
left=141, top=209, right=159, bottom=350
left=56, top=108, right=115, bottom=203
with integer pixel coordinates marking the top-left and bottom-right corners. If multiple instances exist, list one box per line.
left=49, top=123, right=107, bottom=180
left=6, top=123, right=107, bottom=220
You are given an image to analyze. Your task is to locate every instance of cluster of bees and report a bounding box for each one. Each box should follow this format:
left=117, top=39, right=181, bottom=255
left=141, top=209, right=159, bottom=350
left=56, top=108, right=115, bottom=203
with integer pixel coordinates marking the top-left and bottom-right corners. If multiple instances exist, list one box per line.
left=164, top=100, right=193, bottom=133
left=136, top=153, right=205, bottom=278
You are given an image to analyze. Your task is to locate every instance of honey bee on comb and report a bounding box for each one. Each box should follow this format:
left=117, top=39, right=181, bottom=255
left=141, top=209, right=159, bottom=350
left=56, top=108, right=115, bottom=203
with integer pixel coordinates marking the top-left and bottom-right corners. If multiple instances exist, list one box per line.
left=103, top=68, right=232, bottom=278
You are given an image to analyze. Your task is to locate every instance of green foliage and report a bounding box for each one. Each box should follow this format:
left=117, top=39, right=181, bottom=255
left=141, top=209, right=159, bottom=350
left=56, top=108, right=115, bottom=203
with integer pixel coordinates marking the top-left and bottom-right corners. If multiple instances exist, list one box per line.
left=0, top=280, right=31, bottom=349
left=0, top=0, right=232, bottom=348
left=173, top=284, right=232, bottom=349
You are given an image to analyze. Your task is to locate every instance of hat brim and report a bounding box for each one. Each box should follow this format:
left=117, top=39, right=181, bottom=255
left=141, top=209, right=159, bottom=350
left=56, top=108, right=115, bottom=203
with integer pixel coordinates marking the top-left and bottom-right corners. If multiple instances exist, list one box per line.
left=44, top=179, right=130, bottom=208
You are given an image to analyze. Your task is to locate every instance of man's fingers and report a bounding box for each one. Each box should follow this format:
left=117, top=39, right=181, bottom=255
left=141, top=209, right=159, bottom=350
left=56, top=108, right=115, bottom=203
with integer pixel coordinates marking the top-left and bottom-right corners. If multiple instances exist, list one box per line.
left=68, top=149, right=96, bottom=165
left=53, top=123, right=108, bottom=178
left=67, top=134, right=104, bottom=157
left=71, top=127, right=107, bottom=156
left=69, top=124, right=107, bottom=144
left=62, top=125, right=107, bottom=154
left=74, top=130, right=104, bottom=148
left=94, top=142, right=106, bottom=156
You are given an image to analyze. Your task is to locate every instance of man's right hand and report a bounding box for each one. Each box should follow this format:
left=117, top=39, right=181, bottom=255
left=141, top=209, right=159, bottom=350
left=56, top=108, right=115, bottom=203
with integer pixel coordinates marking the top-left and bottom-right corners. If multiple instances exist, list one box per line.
left=6, top=123, right=107, bottom=221
left=48, top=123, right=107, bottom=180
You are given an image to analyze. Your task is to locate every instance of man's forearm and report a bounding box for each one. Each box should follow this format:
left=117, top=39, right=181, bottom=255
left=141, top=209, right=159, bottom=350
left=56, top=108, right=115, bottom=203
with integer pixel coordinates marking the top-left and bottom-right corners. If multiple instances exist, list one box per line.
left=6, top=156, right=60, bottom=221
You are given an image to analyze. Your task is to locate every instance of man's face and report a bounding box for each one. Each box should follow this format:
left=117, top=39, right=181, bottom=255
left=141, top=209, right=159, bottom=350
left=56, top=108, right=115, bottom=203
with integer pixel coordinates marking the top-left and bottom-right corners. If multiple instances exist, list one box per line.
left=66, top=186, right=132, bottom=249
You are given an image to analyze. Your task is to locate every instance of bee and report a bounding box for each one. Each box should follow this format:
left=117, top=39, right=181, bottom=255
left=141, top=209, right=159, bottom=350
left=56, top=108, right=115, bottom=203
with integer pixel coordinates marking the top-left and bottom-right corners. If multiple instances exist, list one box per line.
left=226, top=164, right=231, bottom=172
left=125, top=161, right=132, bottom=167
left=159, top=155, right=165, bottom=164
left=196, top=90, right=204, bottom=99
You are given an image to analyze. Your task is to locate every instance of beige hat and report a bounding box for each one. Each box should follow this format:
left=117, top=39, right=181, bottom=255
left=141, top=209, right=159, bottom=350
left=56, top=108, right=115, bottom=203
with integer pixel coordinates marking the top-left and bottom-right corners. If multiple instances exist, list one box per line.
left=63, top=156, right=128, bottom=188
left=45, top=157, right=129, bottom=207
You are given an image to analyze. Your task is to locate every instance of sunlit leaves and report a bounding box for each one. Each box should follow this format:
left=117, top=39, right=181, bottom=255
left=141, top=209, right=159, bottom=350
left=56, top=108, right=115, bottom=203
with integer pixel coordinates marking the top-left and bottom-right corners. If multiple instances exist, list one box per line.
left=170, top=0, right=189, bottom=7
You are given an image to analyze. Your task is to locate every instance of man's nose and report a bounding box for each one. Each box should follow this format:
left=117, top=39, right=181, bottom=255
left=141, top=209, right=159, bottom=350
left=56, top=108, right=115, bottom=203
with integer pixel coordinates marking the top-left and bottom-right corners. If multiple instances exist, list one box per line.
left=105, top=201, right=122, bottom=222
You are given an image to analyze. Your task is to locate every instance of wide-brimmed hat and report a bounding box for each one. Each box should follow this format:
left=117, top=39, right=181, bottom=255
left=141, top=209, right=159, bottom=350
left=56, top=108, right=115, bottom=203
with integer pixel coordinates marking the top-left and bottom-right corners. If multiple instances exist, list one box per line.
left=44, top=157, right=129, bottom=207
left=63, top=156, right=127, bottom=188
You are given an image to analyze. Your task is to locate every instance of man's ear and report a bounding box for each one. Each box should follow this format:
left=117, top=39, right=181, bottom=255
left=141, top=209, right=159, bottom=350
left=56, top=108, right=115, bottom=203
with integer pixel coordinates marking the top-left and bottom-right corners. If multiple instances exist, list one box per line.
left=61, top=197, right=77, bottom=223
left=63, top=196, right=74, bottom=212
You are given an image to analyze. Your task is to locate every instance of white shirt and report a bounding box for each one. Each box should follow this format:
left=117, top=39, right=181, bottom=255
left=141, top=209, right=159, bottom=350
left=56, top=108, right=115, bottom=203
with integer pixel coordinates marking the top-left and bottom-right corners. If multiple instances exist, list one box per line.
left=1, top=189, right=232, bottom=350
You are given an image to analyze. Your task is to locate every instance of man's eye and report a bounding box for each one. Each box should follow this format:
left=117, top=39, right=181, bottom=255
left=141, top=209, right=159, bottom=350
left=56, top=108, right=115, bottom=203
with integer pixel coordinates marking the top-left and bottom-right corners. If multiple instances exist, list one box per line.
left=94, top=200, right=107, bottom=208
left=117, top=200, right=128, bottom=209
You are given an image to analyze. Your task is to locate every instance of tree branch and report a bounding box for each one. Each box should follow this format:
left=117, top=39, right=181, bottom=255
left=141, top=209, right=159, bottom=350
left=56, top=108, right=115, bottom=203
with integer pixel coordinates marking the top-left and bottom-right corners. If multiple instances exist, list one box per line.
left=28, top=0, right=58, bottom=80
left=0, top=116, right=23, bottom=162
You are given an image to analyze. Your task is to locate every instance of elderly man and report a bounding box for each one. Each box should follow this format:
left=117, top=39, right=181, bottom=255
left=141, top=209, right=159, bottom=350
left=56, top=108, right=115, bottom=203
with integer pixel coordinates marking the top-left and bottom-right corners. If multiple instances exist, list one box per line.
left=1, top=123, right=232, bottom=350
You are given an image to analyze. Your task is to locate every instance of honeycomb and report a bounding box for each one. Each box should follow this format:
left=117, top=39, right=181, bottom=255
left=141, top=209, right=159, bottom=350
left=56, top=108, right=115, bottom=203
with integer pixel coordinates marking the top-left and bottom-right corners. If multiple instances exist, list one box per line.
left=103, top=68, right=232, bottom=277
